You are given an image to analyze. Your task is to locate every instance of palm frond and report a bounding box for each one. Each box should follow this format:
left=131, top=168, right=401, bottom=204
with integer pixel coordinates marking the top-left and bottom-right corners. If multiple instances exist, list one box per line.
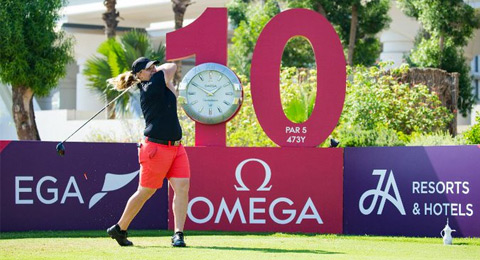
left=153, top=42, right=166, bottom=62
left=83, top=30, right=165, bottom=117
left=121, top=30, right=151, bottom=57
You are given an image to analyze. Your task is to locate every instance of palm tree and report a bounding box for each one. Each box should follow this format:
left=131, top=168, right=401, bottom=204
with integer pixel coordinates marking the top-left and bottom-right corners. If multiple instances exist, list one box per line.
left=171, top=0, right=193, bottom=85
left=103, top=0, right=119, bottom=39
left=83, top=30, right=165, bottom=118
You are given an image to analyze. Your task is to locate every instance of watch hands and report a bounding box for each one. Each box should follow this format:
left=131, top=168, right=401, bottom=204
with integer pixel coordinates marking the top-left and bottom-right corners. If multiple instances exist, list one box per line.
left=210, top=87, right=222, bottom=95
left=193, top=85, right=214, bottom=96
left=211, top=82, right=232, bottom=95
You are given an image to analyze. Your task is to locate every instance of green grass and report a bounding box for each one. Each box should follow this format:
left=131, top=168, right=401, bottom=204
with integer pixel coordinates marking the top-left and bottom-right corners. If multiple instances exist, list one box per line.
left=1, top=230, right=479, bottom=260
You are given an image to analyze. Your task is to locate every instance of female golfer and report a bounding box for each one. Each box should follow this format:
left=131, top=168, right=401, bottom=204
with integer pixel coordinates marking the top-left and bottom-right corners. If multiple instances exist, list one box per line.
left=107, top=57, right=190, bottom=247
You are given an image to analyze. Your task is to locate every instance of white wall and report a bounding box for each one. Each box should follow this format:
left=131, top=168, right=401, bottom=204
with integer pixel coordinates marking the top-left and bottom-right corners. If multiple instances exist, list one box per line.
left=379, top=2, right=420, bottom=66
left=69, top=31, right=110, bottom=114
left=35, top=110, right=145, bottom=142
left=0, top=84, right=17, bottom=140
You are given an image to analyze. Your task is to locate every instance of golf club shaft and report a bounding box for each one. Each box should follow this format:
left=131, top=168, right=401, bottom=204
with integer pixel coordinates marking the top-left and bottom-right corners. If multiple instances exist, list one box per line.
left=60, top=85, right=134, bottom=144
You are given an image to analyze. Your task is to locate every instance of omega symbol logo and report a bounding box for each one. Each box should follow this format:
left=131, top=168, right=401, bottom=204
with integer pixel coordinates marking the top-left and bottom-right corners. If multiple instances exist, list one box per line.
left=234, top=158, right=272, bottom=191
left=359, top=169, right=406, bottom=215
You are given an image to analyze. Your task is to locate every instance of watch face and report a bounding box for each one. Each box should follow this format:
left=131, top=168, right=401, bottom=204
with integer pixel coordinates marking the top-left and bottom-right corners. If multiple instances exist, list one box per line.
left=179, top=63, right=243, bottom=124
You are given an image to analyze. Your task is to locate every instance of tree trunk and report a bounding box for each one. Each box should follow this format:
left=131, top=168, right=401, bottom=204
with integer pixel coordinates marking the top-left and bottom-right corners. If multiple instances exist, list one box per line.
left=439, top=34, right=444, bottom=52
left=399, top=68, right=459, bottom=136
left=12, top=86, right=41, bottom=140
left=438, top=34, right=444, bottom=66
left=347, top=4, right=358, bottom=66
left=171, top=0, right=192, bottom=86
left=317, top=3, right=326, bottom=17
left=102, top=0, right=119, bottom=39
left=103, top=0, right=118, bottom=118
left=107, top=102, right=116, bottom=119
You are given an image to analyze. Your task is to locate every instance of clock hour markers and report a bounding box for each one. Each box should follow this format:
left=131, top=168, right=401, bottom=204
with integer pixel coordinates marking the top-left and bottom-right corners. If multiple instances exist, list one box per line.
left=179, top=63, right=243, bottom=125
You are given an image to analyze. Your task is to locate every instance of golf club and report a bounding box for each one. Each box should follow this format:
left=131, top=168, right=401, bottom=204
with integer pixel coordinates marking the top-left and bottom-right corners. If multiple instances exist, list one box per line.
left=56, top=85, right=134, bottom=156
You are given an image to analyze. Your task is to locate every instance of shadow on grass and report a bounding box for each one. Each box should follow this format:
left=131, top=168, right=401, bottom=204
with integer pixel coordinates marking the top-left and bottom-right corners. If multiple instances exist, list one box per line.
left=135, top=245, right=341, bottom=255
left=190, top=245, right=341, bottom=254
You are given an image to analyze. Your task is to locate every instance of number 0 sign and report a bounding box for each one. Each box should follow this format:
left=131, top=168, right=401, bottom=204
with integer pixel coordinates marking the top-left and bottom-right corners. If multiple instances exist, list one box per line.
left=251, top=9, right=346, bottom=147
left=167, top=8, right=346, bottom=147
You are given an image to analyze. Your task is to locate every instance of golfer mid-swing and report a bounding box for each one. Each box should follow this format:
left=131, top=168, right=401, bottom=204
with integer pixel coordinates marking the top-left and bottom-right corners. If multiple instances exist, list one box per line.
left=107, top=57, right=190, bottom=247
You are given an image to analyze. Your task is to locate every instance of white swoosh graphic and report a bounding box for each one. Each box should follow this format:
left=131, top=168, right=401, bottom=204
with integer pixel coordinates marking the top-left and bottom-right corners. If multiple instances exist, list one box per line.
left=88, top=170, right=140, bottom=209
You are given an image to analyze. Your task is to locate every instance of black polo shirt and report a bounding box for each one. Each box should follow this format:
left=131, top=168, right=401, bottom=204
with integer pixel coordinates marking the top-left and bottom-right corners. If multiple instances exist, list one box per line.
left=139, top=70, right=182, bottom=141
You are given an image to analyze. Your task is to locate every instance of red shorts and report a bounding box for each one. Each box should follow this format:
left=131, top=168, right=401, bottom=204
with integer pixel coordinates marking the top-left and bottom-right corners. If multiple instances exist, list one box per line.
left=138, top=139, right=190, bottom=189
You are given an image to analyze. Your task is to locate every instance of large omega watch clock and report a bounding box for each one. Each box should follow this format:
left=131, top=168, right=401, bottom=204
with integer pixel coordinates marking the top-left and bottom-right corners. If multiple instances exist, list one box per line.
left=178, top=63, right=243, bottom=124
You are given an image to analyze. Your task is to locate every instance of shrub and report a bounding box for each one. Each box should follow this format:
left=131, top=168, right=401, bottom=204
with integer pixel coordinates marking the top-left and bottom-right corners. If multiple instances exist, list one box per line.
left=330, top=62, right=455, bottom=147
left=338, top=63, right=454, bottom=135
left=462, top=113, right=480, bottom=144
left=280, top=67, right=317, bottom=123
left=227, top=67, right=316, bottom=147
left=227, top=74, right=276, bottom=147
left=406, top=131, right=466, bottom=146
left=84, top=119, right=145, bottom=143
left=226, top=63, right=455, bottom=148
left=333, top=124, right=405, bottom=147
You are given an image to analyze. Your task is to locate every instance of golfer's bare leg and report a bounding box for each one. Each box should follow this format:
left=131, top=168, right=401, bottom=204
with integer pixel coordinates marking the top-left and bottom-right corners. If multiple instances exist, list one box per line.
left=117, top=186, right=156, bottom=230
left=169, top=177, right=190, bottom=232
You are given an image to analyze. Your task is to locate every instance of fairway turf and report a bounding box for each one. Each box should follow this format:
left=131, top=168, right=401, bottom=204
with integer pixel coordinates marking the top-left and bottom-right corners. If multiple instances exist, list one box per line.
left=1, top=230, right=479, bottom=260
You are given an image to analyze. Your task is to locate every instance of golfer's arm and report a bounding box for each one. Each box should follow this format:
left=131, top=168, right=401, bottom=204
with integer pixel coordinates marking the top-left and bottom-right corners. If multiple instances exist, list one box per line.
left=157, top=63, right=177, bottom=83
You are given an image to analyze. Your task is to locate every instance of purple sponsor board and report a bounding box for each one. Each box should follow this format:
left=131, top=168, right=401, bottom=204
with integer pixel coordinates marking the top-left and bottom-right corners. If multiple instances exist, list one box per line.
left=344, top=146, right=480, bottom=237
left=0, top=141, right=168, bottom=231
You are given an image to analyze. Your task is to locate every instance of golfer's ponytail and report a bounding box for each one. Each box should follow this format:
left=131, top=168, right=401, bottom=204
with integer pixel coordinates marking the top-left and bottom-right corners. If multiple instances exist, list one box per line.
left=107, top=71, right=140, bottom=91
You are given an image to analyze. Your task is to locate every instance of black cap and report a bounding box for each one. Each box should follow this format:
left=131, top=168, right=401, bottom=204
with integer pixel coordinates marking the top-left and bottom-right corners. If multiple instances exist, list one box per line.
left=131, top=57, right=160, bottom=74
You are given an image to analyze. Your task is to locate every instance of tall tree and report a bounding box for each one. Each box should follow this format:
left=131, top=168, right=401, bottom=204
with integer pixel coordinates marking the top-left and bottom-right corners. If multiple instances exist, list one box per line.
left=103, top=0, right=119, bottom=39
left=0, top=0, right=74, bottom=140
left=84, top=30, right=165, bottom=117
left=102, top=0, right=120, bottom=119
left=397, top=0, right=480, bottom=116
left=347, top=3, right=359, bottom=66
left=227, top=0, right=251, bottom=27
left=286, top=0, right=391, bottom=66
left=228, top=0, right=317, bottom=76
left=171, top=0, right=193, bottom=85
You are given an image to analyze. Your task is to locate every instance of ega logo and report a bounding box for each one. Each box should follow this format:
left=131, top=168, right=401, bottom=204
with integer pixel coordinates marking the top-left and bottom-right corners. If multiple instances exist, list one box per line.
left=14, top=170, right=139, bottom=209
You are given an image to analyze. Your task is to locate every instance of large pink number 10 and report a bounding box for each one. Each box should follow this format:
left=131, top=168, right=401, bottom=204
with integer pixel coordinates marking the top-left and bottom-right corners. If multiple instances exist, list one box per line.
left=167, top=8, right=345, bottom=148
